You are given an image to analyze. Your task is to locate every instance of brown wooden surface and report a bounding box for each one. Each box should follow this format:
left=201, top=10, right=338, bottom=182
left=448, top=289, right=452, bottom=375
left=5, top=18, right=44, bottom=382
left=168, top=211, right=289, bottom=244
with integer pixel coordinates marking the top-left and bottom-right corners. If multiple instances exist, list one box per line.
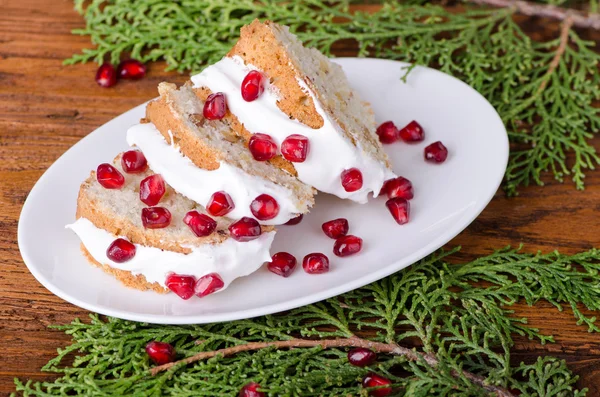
left=0, top=0, right=599, bottom=395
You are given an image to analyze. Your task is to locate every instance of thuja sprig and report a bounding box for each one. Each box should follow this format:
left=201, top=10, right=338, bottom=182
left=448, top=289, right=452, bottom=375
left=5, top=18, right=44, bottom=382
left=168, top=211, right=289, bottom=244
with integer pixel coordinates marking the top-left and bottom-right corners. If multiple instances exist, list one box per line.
left=13, top=247, right=600, bottom=396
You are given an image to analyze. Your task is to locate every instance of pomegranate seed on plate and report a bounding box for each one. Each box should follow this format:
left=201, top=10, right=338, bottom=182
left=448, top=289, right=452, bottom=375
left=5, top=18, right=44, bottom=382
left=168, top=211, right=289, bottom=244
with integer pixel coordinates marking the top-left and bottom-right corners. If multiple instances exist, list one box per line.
left=386, top=197, right=410, bottom=225
left=322, top=218, right=349, bottom=239
left=203, top=92, right=227, bottom=120
left=376, top=121, right=399, bottom=144
left=348, top=347, right=376, bottom=367
left=165, top=274, right=196, bottom=300
left=106, top=238, right=136, bottom=263
left=381, top=177, right=413, bottom=200
left=302, top=253, right=330, bottom=274
left=195, top=273, right=224, bottom=297
left=250, top=194, right=279, bottom=221
left=141, top=207, right=171, bottom=229
left=95, top=63, right=117, bottom=88
left=341, top=168, right=363, bottom=192
left=145, top=341, right=176, bottom=365
left=117, top=59, right=146, bottom=80
left=399, top=120, right=424, bottom=142
left=333, top=235, right=363, bottom=257
left=248, top=133, right=277, bottom=161
left=97, top=163, right=125, bottom=189
left=241, top=70, right=265, bottom=102
left=121, top=150, right=148, bottom=173
left=281, top=134, right=309, bottom=163
left=184, top=211, right=217, bottom=237
left=239, top=382, right=265, bottom=397
left=424, top=141, right=448, bottom=163
left=228, top=217, right=262, bottom=242
left=362, top=373, right=393, bottom=396
left=267, top=252, right=297, bottom=277
left=140, top=174, right=166, bottom=206
left=207, top=191, right=235, bottom=217
left=285, top=214, right=303, bottom=225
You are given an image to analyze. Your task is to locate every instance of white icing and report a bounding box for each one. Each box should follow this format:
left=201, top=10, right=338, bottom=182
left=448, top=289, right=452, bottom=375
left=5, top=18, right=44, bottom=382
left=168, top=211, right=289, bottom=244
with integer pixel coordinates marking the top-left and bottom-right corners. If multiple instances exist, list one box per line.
left=127, top=123, right=300, bottom=225
left=67, top=218, right=275, bottom=291
left=191, top=56, right=396, bottom=203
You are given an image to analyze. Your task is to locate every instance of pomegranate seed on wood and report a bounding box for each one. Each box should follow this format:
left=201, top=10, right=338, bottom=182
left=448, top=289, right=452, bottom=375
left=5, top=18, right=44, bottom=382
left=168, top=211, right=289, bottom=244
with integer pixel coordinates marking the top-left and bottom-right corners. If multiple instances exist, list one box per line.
left=341, top=168, right=363, bottom=192
left=106, top=238, right=136, bottom=263
left=362, top=373, right=393, bottom=396
left=267, top=252, right=297, bottom=277
left=121, top=150, right=148, bottom=173
left=203, top=92, right=227, bottom=120
left=333, top=235, right=363, bottom=257
left=386, top=197, right=410, bottom=225
left=97, top=163, right=125, bottom=189
left=285, top=214, right=303, bottom=225
left=117, top=59, right=146, bottom=80
left=424, top=141, right=449, bottom=163
left=207, top=191, right=235, bottom=217
left=165, top=274, right=196, bottom=300
left=228, top=217, right=262, bottom=242
left=241, top=70, right=265, bottom=102
left=376, top=121, right=400, bottom=144
left=145, top=341, right=176, bottom=365
left=95, top=63, right=117, bottom=88
left=141, top=207, right=172, bottom=229
left=302, top=253, right=330, bottom=274
left=195, top=273, right=224, bottom=297
left=399, top=120, right=425, bottom=142
left=322, top=218, right=349, bottom=239
left=281, top=134, right=309, bottom=163
left=248, top=133, right=278, bottom=161
left=239, top=382, right=265, bottom=397
left=250, top=194, right=279, bottom=221
left=381, top=177, right=413, bottom=200
left=139, top=174, right=166, bottom=206
left=348, top=347, right=376, bottom=367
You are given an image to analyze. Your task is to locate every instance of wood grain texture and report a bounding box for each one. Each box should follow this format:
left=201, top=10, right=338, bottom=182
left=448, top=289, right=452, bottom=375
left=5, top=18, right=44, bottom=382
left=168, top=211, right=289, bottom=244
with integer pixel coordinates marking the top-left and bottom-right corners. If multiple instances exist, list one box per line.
left=0, top=0, right=599, bottom=394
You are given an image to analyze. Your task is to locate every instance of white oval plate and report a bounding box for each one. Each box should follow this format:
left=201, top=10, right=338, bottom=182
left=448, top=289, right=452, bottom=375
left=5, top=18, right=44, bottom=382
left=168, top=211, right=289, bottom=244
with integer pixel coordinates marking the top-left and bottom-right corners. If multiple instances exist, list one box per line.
left=18, top=58, right=508, bottom=324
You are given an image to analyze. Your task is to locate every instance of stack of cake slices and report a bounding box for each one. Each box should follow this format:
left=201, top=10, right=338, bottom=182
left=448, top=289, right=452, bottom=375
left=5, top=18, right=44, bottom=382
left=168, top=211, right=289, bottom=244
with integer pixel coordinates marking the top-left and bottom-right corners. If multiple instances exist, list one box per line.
left=67, top=20, right=396, bottom=300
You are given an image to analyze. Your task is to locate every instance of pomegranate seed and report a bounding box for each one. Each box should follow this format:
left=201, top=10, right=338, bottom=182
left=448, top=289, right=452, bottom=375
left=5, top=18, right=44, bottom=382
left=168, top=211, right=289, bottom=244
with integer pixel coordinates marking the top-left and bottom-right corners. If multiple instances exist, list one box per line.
left=121, top=150, right=148, bottom=173
left=333, top=235, right=363, bottom=257
left=117, top=59, right=146, bottom=80
left=376, top=121, right=399, bottom=144
left=249, top=133, right=277, bottom=161
left=95, top=63, right=117, bottom=88
left=322, top=218, right=349, bottom=239
left=341, top=168, right=363, bottom=192
left=106, top=238, right=136, bottom=263
left=241, top=70, right=265, bottom=102
left=424, top=141, right=448, bottom=163
left=362, top=373, right=393, bottom=397
left=145, top=341, right=176, bottom=365
left=183, top=211, right=217, bottom=237
left=386, top=197, right=410, bottom=225
left=96, top=163, right=125, bottom=189
left=399, top=120, right=425, bottom=142
left=281, top=134, right=309, bottom=163
left=203, top=92, right=227, bottom=120
left=165, top=274, right=196, bottom=300
left=285, top=214, right=303, bottom=225
left=302, top=253, right=330, bottom=274
left=207, top=191, right=235, bottom=217
left=239, top=382, right=265, bottom=397
left=250, top=194, right=279, bottom=221
left=348, top=347, right=376, bottom=367
left=195, top=273, right=224, bottom=297
left=140, top=174, right=166, bottom=206
left=267, top=252, right=297, bottom=277
left=141, top=207, right=172, bottom=229
left=228, top=217, right=262, bottom=242
left=381, top=177, right=413, bottom=200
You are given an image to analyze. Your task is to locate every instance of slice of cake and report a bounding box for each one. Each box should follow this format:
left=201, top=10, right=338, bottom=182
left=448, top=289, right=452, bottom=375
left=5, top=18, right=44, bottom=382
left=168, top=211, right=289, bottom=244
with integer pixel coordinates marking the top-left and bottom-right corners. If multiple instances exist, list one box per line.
left=67, top=153, right=275, bottom=299
left=191, top=20, right=396, bottom=203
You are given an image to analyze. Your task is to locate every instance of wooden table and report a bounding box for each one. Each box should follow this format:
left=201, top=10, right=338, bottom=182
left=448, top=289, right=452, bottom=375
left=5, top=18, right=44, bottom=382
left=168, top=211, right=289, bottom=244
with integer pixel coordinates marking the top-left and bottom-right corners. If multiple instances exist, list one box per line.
left=1, top=1, right=599, bottom=394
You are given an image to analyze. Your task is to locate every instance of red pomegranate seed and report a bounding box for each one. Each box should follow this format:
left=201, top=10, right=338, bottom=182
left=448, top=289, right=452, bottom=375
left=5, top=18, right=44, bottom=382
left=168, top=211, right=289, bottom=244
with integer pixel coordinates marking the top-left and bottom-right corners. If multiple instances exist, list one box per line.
left=183, top=211, right=217, bottom=237
left=95, top=63, right=117, bottom=88
left=322, top=218, right=349, bottom=239
left=376, top=121, right=400, bottom=144
left=203, top=92, right=227, bottom=120
left=141, top=207, right=171, bottom=229
left=106, top=238, right=136, bottom=263
left=241, top=70, right=265, bottom=102
left=267, top=252, right=297, bottom=277
left=285, top=214, right=304, bottom=225
left=228, top=217, right=262, bottom=242
left=117, top=59, right=146, bottom=80
left=140, top=174, right=166, bottom=206
left=281, top=134, right=309, bottom=163
left=333, top=235, right=363, bottom=257
left=399, top=120, right=425, bottom=142
left=424, top=141, right=448, bottom=163
left=248, top=133, right=277, bottom=161
left=341, top=168, right=363, bottom=192
left=239, top=382, right=265, bottom=397
left=381, top=177, right=413, bottom=200
left=250, top=194, right=279, bottom=221
left=207, top=191, right=235, bottom=217
left=145, top=341, right=176, bottom=365
left=386, top=197, right=410, bottom=225
left=97, top=163, right=125, bottom=189
left=195, top=273, right=224, bottom=297
left=165, top=274, right=196, bottom=300
left=362, top=373, right=393, bottom=397
left=302, top=253, right=330, bottom=274
left=348, top=347, right=377, bottom=367
left=121, top=150, right=148, bottom=173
